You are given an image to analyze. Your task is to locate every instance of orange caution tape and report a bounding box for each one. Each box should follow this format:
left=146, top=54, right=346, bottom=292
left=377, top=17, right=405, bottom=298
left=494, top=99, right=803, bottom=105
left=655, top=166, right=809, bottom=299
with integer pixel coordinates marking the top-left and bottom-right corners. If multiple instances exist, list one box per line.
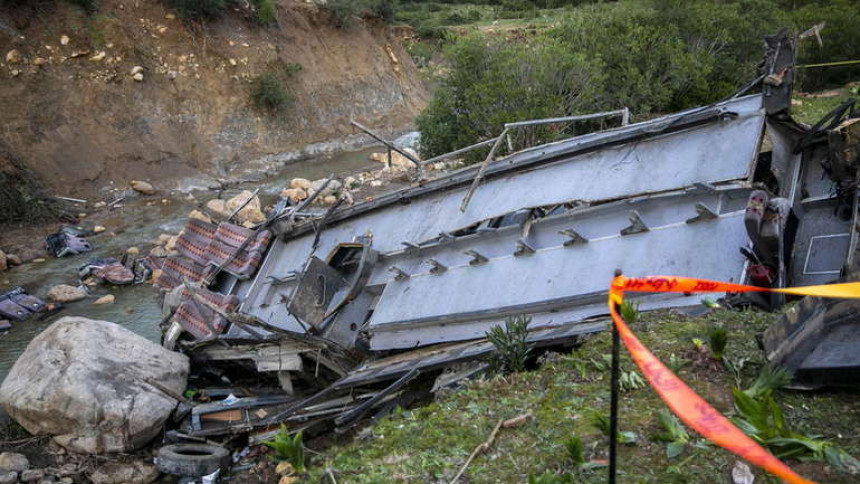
left=607, top=275, right=860, bottom=484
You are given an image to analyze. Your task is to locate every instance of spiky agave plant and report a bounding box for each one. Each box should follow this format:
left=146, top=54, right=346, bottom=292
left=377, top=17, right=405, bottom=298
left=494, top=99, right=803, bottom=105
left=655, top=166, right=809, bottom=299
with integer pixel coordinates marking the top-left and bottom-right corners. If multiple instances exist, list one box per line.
left=707, top=326, right=728, bottom=361
left=263, top=426, right=305, bottom=474
left=486, top=316, right=532, bottom=373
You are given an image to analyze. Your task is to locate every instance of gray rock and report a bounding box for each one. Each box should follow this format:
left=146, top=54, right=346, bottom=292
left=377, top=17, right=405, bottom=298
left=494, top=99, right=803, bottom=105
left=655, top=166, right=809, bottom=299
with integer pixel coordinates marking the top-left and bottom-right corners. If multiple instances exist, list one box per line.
left=45, top=285, right=87, bottom=303
left=20, top=469, right=44, bottom=482
left=0, top=452, right=29, bottom=472
left=0, top=317, right=190, bottom=454
left=310, top=178, right=343, bottom=198
left=89, top=461, right=159, bottom=484
left=0, top=471, right=17, bottom=484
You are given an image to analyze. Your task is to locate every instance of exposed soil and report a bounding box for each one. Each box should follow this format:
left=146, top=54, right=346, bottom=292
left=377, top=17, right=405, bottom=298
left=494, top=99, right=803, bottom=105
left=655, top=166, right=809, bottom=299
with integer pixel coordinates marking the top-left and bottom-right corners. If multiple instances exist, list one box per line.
left=0, top=0, right=428, bottom=198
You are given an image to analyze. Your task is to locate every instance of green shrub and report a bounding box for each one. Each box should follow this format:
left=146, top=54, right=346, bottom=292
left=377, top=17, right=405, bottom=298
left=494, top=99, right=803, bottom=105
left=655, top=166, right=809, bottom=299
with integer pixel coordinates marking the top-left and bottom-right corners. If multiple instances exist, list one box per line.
left=317, top=0, right=357, bottom=29
left=163, top=0, right=229, bottom=20
left=416, top=0, right=860, bottom=159
left=707, top=326, right=728, bottom=361
left=486, top=315, right=532, bottom=373
left=442, top=12, right=468, bottom=25
left=369, top=0, right=395, bottom=23
left=252, top=0, right=276, bottom=25
left=249, top=63, right=302, bottom=113
left=263, top=426, right=305, bottom=474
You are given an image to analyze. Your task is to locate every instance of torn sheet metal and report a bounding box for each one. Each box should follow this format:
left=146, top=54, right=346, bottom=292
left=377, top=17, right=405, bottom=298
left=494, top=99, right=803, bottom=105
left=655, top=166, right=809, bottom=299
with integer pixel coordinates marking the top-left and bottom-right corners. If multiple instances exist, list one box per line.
left=763, top=296, right=860, bottom=388
left=233, top=95, right=766, bottom=337
left=365, top=187, right=754, bottom=349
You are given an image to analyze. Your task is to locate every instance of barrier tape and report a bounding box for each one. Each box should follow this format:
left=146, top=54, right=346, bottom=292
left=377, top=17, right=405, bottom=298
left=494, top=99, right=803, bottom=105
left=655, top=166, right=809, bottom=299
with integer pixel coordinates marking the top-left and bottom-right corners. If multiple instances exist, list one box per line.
left=608, top=275, right=860, bottom=484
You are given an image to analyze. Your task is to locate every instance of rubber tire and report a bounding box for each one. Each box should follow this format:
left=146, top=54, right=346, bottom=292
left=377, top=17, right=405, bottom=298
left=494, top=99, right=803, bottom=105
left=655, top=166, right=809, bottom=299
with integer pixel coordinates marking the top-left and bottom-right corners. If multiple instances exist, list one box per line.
left=156, top=443, right=231, bottom=477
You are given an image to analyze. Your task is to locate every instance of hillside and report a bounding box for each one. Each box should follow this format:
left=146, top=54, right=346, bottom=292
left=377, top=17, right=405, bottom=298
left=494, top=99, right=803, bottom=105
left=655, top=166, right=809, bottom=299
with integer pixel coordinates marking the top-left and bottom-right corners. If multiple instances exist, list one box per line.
left=0, top=0, right=428, bottom=197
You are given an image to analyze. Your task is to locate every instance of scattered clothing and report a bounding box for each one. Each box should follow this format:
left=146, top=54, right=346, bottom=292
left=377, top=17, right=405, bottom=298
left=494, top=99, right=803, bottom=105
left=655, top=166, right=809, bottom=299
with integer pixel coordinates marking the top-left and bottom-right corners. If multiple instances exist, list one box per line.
left=45, top=227, right=94, bottom=258
left=0, top=287, right=47, bottom=321
left=79, top=257, right=135, bottom=285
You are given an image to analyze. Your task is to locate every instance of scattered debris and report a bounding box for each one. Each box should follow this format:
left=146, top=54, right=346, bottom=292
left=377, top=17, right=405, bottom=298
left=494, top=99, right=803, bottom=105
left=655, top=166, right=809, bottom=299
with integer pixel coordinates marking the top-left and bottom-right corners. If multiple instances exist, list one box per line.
left=0, top=287, right=47, bottom=320
left=45, top=228, right=93, bottom=258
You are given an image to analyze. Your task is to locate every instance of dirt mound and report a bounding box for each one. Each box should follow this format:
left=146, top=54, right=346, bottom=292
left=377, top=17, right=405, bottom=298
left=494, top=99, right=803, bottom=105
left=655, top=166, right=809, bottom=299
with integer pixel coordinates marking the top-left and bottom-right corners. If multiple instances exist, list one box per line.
left=0, top=0, right=428, bottom=196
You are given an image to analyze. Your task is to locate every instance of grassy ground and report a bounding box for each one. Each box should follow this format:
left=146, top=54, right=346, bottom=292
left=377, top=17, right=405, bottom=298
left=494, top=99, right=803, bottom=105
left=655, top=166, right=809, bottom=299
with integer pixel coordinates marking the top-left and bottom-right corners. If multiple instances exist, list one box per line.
left=792, top=82, right=859, bottom=125
left=310, top=308, right=860, bottom=483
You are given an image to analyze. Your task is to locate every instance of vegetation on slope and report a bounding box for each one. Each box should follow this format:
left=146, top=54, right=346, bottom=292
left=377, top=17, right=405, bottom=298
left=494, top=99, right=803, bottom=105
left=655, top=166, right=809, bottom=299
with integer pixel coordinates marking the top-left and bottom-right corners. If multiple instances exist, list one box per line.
left=408, top=0, right=860, bottom=158
left=311, top=308, right=860, bottom=483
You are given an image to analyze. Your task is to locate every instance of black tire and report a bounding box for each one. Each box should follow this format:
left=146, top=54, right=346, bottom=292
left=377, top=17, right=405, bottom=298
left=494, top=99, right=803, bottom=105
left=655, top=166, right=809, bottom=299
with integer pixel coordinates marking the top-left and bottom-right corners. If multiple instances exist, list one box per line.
left=155, top=444, right=231, bottom=477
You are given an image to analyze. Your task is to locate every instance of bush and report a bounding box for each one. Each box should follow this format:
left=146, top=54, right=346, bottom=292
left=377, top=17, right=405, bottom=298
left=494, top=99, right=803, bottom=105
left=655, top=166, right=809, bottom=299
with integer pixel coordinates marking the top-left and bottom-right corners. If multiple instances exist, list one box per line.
left=317, top=0, right=357, bottom=29
left=249, top=63, right=302, bottom=113
left=416, top=0, right=860, bottom=159
left=163, top=0, right=229, bottom=20
left=369, top=0, right=396, bottom=23
left=252, top=0, right=276, bottom=25
left=486, top=315, right=532, bottom=373
left=417, top=33, right=604, bottom=158
left=442, top=12, right=468, bottom=25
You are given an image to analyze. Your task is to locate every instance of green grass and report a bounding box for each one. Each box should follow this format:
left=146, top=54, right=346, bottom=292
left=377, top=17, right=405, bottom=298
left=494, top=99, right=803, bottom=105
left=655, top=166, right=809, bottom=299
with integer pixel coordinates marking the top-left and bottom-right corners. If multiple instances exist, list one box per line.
left=310, top=308, right=860, bottom=483
left=792, top=81, right=859, bottom=125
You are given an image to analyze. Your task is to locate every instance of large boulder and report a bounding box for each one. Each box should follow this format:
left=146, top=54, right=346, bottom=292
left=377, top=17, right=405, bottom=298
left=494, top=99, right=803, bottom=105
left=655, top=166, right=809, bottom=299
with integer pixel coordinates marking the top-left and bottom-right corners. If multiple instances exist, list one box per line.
left=0, top=317, right=189, bottom=454
left=225, top=190, right=265, bottom=225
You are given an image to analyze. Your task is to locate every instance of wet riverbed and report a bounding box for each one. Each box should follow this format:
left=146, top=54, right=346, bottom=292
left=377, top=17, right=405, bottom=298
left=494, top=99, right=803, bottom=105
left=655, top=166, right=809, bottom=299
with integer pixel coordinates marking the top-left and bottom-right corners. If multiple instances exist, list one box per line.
left=0, top=146, right=381, bottom=382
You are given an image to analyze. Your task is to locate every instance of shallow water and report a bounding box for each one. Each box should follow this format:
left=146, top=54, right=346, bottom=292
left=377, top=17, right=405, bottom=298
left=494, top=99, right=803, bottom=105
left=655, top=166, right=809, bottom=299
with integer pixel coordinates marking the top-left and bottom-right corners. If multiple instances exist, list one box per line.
left=0, top=147, right=380, bottom=382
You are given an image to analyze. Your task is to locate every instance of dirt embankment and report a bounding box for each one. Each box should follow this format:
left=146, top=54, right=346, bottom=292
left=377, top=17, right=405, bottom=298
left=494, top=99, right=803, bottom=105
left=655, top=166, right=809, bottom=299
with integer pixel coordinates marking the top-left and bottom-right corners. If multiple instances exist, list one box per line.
left=0, top=0, right=428, bottom=198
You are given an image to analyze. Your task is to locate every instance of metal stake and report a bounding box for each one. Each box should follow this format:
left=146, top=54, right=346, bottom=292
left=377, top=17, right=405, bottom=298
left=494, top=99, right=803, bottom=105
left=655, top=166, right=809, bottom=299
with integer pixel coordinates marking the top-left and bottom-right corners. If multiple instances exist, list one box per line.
left=609, top=269, right=622, bottom=484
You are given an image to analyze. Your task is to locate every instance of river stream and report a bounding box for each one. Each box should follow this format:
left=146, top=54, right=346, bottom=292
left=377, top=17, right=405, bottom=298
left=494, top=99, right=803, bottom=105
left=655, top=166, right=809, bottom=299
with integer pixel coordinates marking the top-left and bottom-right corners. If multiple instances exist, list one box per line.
left=0, top=146, right=381, bottom=382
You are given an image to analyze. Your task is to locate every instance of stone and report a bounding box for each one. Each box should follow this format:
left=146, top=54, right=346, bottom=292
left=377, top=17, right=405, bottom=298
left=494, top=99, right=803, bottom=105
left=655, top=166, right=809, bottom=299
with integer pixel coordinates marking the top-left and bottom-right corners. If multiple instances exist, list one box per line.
left=126, top=247, right=140, bottom=255
left=89, top=51, right=106, bottom=62
left=165, top=13, right=176, bottom=20
left=93, top=226, right=106, bottom=234
left=279, top=188, right=307, bottom=203
left=89, top=461, right=159, bottom=484
left=0, top=317, right=190, bottom=454
left=370, top=180, right=383, bottom=188
left=33, top=57, right=47, bottom=66
left=46, top=285, right=87, bottom=303
left=732, top=461, right=754, bottom=484
left=148, top=246, right=168, bottom=257
left=6, top=254, right=20, bottom=266
left=130, top=180, right=155, bottom=195
left=57, top=464, right=76, bottom=477
left=0, top=452, right=29, bottom=472
left=164, top=235, right=179, bottom=252
left=20, top=469, right=44, bottom=482
left=205, top=199, right=229, bottom=218
left=92, top=295, right=114, bottom=305
left=93, top=201, right=107, bottom=208
left=275, top=462, right=294, bottom=476
left=5, top=50, right=21, bottom=64
left=156, top=234, right=172, bottom=245
left=278, top=475, right=299, bottom=484
left=344, top=176, right=357, bottom=189
left=0, top=472, right=16, bottom=484
left=0, top=250, right=6, bottom=272
left=130, top=66, right=143, bottom=76
left=188, top=209, right=211, bottom=224
left=290, top=178, right=312, bottom=191
left=225, top=190, right=266, bottom=225
left=309, top=179, right=343, bottom=198
left=60, top=35, right=70, bottom=46
left=323, top=195, right=337, bottom=205
left=32, top=258, right=45, bottom=263
left=132, top=73, right=144, bottom=82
